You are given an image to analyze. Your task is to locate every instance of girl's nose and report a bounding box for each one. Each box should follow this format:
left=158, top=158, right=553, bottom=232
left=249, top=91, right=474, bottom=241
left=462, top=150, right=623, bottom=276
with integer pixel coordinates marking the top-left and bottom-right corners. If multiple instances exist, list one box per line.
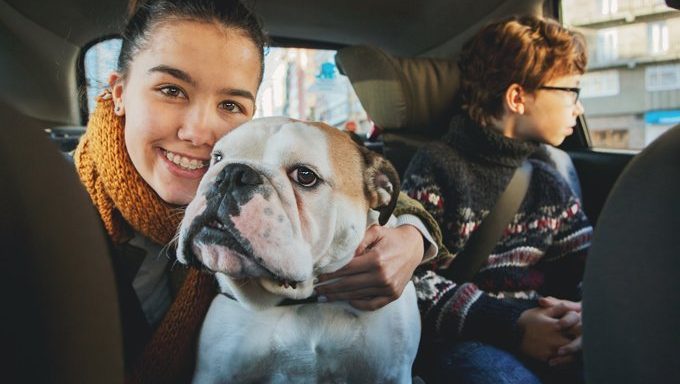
left=177, top=105, right=218, bottom=147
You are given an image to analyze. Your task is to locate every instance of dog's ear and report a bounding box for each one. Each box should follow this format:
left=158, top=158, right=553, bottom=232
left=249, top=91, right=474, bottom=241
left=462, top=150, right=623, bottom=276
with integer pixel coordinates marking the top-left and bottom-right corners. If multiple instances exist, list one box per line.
left=359, top=146, right=400, bottom=225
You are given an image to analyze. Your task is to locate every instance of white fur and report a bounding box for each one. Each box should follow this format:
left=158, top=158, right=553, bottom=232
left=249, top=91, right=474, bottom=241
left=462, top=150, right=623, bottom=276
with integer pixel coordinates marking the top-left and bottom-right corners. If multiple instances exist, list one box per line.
left=195, top=282, right=419, bottom=384
left=177, top=117, right=420, bottom=383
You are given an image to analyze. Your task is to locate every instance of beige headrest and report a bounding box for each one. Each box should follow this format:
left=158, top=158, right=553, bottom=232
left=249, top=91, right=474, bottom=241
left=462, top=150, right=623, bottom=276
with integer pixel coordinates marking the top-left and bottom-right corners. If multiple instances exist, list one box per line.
left=335, top=45, right=461, bottom=134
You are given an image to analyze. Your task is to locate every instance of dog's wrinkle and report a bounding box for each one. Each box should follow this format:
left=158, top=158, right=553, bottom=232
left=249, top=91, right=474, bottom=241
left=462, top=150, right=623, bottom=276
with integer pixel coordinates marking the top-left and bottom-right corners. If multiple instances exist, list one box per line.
left=213, top=161, right=301, bottom=241
left=180, top=216, right=204, bottom=268
left=191, top=215, right=303, bottom=284
left=181, top=193, right=241, bottom=268
left=211, top=163, right=274, bottom=219
left=196, top=224, right=253, bottom=260
left=260, top=172, right=303, bottom=240
left=216, top=194, right=241, bottom=218
left=191, top=189, right=254, bottom=255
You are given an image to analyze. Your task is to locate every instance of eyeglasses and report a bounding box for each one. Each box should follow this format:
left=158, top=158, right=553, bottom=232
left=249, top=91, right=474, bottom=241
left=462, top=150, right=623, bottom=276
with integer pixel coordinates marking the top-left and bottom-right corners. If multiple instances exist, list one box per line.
left=538, top=85, right=581, bottom=104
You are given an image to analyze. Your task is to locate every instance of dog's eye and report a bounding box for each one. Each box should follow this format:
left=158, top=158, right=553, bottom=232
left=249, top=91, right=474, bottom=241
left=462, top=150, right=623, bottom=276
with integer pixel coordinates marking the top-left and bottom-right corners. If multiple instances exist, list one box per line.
left=212, top=151, right=223, bottom=164
left=290, top=166, right=318, bottom=188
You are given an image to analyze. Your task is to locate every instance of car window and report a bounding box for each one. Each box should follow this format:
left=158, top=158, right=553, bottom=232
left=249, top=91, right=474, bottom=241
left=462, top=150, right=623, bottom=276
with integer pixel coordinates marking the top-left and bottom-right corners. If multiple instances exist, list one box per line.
left=256, top=47, right=369, bottom=134
left=83, top=38, right=122, bottom=115
left=83, top=42, right=370, bottom=135
left=562, top=0, right=680, bottom=150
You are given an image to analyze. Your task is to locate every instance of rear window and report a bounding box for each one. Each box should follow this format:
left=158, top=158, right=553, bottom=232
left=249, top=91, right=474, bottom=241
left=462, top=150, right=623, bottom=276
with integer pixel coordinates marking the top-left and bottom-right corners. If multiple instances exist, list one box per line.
left=562, top=0, right=680, bottom=150
left=82, top=42, right=369, bottom=135
left=255, top=47, right=369, bottom=134
left=83, top=38, right=122, bottom=115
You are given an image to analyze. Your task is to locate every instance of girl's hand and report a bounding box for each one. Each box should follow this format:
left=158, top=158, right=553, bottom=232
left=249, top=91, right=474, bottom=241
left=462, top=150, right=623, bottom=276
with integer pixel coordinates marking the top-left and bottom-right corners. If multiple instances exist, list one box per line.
left=315, top=224, right=424, bottom=310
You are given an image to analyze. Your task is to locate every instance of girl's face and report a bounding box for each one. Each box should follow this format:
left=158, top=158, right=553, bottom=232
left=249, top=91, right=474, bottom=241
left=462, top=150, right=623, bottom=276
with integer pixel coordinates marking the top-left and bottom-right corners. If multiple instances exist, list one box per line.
left=517, top=73, right=585, bottom=146
left=110, top=20, right=261, bottom=205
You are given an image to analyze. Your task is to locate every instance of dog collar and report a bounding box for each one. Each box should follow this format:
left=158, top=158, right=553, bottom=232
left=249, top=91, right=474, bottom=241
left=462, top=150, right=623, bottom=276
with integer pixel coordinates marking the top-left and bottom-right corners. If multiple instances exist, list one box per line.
left=219, top=292, right=321, bottom=306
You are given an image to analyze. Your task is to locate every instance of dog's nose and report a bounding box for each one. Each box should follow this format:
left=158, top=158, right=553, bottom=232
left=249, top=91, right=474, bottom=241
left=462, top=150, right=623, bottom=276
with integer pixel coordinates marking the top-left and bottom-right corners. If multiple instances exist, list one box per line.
left=218, top=163, right=262, bottom=186
left=214, top=163, right=263, bottom=202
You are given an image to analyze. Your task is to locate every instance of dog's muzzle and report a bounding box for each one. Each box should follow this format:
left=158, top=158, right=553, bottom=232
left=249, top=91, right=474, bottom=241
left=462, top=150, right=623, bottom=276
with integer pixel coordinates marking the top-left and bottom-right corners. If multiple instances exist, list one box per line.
left=180, top=163, right=265, bottom=269
left=211, top=163, right=264, bottom=217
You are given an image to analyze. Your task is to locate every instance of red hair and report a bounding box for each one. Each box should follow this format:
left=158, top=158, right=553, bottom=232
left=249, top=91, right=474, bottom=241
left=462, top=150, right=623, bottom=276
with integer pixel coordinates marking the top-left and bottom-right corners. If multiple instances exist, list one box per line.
left=458, top=15, right=588, bottom=126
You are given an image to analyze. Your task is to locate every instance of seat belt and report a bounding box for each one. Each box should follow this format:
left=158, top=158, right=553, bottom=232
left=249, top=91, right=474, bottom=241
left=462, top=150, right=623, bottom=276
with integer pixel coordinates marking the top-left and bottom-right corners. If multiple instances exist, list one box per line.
left=446, top=160, right=533, bottom=284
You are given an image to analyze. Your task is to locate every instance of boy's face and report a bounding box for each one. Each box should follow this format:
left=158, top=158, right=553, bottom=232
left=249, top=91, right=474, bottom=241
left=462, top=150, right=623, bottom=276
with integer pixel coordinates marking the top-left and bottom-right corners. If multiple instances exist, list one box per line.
left=517, top=73, right=584, bottom=146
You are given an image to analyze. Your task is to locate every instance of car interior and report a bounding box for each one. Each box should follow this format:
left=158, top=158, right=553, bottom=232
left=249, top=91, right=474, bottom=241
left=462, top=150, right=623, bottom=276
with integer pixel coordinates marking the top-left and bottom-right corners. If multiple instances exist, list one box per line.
left=1, top=0, right=679, bottom=382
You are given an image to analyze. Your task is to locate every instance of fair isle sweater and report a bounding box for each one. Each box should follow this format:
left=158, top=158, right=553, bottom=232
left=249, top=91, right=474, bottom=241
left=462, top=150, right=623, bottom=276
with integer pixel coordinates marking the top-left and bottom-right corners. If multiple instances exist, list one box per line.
left=402, top=115, right=592, bottom=351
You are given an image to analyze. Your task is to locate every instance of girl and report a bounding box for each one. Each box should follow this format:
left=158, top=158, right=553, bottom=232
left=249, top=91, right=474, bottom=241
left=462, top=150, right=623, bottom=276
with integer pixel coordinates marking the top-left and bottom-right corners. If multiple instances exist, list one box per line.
left=74, top=0, right=441, bottom=382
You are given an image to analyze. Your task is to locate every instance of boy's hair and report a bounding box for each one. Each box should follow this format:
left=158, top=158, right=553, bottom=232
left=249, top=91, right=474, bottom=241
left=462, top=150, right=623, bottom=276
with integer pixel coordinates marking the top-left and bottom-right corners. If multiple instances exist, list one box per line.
left=458, top=15, right=587, bottom=126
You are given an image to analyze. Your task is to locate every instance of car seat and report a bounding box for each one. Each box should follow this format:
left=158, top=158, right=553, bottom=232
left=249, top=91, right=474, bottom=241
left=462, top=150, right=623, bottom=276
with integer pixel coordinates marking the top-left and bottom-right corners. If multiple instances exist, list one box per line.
left=582, top=124, right=680, bottom=383
left=0, top=101, right=123, bottom=383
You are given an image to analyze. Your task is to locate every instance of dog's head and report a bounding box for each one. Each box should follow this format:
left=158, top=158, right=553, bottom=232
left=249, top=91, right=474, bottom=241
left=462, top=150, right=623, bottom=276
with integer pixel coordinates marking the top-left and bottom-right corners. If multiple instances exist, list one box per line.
left=177, top=117, right=399, bottom=309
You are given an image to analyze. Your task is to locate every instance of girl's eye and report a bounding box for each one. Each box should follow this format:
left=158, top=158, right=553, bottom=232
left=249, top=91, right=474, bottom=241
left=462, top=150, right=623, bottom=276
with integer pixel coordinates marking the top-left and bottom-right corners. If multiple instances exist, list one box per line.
left=289, top=166, right=319, bottom=188
left=212, top=151, right=223, bottom=164
left=219, top=101, right=243, bottom=114
left=159, top=86, right=185, bottom=98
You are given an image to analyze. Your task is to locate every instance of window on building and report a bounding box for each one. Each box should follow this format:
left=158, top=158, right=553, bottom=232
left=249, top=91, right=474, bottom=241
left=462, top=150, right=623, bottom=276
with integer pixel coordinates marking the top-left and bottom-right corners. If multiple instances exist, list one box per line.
left=581, top=70, right=620, bottom=98
left=597, top=29, right=618, bottom=62
left=598, top=0, right=618, bottom=15
left=646, top=64, right=680, bottom=91
left=648, top=22, right=669, bottom=55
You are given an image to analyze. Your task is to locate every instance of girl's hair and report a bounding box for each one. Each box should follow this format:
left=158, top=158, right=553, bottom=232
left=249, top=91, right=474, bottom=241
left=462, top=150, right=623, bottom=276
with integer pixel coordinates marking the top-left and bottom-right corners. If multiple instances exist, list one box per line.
left=458, top=15, right=587, bottom=126
left=119, top=0, right=267, bottom=82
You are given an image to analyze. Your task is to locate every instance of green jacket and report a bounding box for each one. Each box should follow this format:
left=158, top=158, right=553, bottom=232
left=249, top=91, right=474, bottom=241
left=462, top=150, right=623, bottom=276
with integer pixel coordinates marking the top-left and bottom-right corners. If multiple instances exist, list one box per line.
left=394, top=192, right=450, bottom=264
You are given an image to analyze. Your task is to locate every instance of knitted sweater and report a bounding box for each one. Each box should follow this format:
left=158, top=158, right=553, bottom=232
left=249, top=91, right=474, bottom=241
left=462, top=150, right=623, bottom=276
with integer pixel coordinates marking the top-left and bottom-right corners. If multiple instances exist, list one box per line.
left=402, top=115, right=592, bottom=351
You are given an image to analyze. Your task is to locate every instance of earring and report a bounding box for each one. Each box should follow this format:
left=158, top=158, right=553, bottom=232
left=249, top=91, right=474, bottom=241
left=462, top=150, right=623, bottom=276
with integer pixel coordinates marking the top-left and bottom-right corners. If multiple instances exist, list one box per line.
left=115, top=105, right=121, bottom=113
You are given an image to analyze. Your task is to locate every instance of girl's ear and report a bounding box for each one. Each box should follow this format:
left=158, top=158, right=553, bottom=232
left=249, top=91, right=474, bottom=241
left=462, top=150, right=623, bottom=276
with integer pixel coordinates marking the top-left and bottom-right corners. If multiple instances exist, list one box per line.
left=108, top=72, right=125, bottom=116
left=504, top=83, right=526, bottom=115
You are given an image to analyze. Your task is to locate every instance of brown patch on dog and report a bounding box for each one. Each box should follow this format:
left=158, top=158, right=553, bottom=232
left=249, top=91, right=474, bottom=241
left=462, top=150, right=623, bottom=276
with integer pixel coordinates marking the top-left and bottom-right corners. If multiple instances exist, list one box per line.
left=308, top=122, right=368, bottom=211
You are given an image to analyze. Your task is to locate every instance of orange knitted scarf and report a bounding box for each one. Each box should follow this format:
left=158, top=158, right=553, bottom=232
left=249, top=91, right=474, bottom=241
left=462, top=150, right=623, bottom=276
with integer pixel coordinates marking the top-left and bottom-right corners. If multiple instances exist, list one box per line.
left=74, top=93, right=214, bottom=383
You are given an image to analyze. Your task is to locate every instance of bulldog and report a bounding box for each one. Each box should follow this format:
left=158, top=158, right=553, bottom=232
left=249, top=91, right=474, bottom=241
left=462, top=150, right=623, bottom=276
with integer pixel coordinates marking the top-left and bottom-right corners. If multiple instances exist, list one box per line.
left=177, top=117, right=420, bottom=384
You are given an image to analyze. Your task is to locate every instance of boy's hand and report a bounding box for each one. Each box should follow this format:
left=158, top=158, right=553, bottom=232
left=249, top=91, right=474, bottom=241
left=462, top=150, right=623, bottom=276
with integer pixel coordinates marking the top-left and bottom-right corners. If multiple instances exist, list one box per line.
left=539, top=296, right=581, bottom=312
left=517, top=304, right=574, bottom=362
left=539, top=297, right=583, bottom=367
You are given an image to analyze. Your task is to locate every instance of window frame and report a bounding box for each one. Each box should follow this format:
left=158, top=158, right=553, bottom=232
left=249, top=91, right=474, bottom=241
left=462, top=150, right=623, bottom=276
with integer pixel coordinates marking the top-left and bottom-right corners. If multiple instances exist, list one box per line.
left=648, top=21, right=669, bottom=55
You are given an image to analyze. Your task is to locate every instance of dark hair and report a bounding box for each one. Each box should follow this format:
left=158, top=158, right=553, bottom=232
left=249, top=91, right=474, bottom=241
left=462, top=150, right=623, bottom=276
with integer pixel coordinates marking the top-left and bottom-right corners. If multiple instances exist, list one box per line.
left=118, top=0, right=267, bottom=82
left=458, top=15, right=587, bottom=126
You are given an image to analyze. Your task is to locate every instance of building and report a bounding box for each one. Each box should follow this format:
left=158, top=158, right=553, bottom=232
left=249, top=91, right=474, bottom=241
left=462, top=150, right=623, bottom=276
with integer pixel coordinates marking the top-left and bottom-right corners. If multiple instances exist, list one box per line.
left=563, top=0, right=680, bottom=149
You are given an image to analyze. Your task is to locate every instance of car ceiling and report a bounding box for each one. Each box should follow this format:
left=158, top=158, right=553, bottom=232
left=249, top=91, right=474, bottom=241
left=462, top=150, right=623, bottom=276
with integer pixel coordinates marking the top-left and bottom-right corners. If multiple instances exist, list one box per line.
left=0, top=0, right=545, bottom=126
left=4, top=0, right=545, bottom=56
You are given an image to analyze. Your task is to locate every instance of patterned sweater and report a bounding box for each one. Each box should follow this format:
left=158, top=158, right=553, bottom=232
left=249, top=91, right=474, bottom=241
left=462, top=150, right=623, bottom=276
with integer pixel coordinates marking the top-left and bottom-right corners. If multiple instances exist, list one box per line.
left=402, top=115, right=592, bottom=351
